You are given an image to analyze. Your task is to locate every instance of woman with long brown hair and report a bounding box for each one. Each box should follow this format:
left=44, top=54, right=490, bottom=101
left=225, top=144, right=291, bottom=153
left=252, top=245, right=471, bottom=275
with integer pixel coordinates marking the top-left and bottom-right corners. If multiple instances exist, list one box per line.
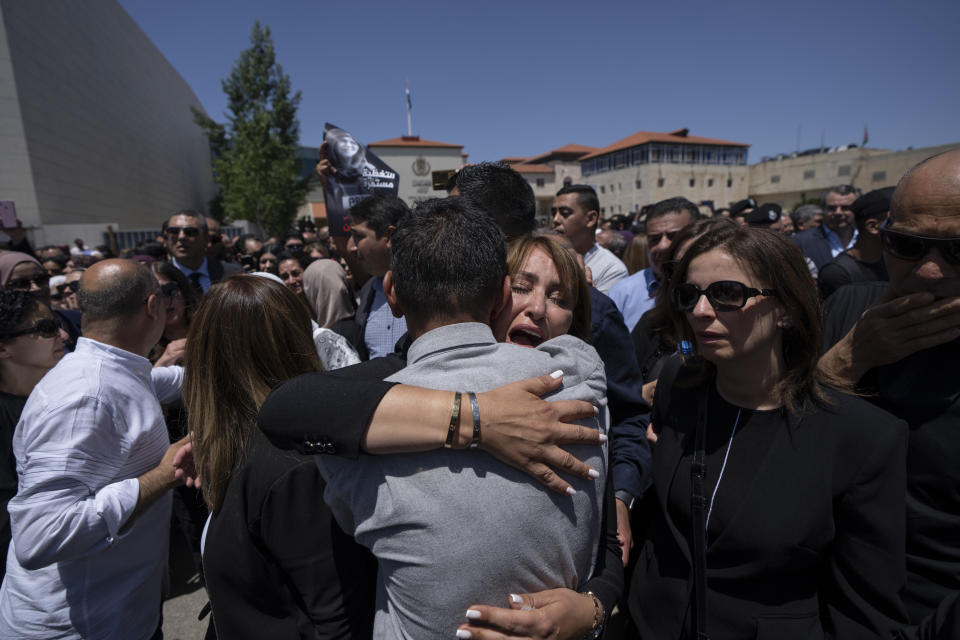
left=186, top=275, right=374, bottom=639
left=628, top=225, right=908, bottom=639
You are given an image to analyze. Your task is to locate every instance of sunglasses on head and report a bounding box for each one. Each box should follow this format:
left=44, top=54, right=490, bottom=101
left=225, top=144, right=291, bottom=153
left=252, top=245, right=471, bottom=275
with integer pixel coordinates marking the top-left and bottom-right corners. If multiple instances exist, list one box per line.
left=7, top=273, right=50, bottom=290
left=673, top=280, right=778, bottom=312
left=647, top=230, right=680, bottom=246
left=879, top=219, right=960, bottom=265
left=2, top=318, right=62, bottom=340
left=165, top=226, right=202, bottom=238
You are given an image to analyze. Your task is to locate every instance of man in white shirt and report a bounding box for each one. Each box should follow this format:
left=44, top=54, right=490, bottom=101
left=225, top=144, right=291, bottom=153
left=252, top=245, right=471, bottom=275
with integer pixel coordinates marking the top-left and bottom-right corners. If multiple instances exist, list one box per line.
left=552, top=184, right=627, bottom=293
left=0, top=259, right=190, bottom=640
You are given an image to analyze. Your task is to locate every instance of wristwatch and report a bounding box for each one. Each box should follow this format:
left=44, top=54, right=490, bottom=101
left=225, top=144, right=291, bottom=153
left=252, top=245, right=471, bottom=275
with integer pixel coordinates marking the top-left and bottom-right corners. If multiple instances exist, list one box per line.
left=615, top=490, right=636, bottom=510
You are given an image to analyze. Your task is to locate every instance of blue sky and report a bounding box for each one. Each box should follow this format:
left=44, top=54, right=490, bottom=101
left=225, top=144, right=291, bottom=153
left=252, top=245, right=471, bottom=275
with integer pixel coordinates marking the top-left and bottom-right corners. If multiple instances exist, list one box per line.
left=118, top=0, right=959, bottom=163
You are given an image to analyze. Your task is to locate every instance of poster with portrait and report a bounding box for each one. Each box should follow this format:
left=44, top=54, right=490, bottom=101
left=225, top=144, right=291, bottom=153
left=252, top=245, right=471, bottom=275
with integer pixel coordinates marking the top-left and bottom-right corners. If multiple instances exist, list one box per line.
left=322, top=123, right=399, bottom=237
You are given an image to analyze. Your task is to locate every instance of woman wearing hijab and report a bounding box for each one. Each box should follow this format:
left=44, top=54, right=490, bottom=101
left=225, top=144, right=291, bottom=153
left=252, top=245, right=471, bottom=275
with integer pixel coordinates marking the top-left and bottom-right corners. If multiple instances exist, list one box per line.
left=0, top=252, right=81, bottom=350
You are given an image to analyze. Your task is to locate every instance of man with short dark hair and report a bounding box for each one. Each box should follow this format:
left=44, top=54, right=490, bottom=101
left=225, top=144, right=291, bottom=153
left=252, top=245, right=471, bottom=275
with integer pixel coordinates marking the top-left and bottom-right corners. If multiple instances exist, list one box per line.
left=0, top=259, right=189, bottom=639
left=350, top=195, right=410, bottom=360
left=318, top=197, right=608, bottom=639
left=165, top=210, right=241, bottom=292
left=607, top=197, right=698, bottom=331
left=817, top=187, right=893, bottom=298
left=283, top=230, right=305, bottom=254
left=552, top=185, right=627, bottom=293
left=792, top=185, right=862, bottom=272
left=791, top=204, right=824, bottom=233
left=819, top=150, right=960, bottom=631
left=450, top=162, right=536, bottom=240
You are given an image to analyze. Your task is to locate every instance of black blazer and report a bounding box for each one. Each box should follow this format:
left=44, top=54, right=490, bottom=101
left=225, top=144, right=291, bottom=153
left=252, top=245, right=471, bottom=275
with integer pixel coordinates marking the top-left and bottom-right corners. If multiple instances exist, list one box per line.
left=202, top=430, right=376, bottom=639
left=628, top=365, right=909, bottom=640
left=208, top=257, right=243, bottom=284
left=352, top=276, right=377, bottom=360
left=792, top=226, right=835, bottom=273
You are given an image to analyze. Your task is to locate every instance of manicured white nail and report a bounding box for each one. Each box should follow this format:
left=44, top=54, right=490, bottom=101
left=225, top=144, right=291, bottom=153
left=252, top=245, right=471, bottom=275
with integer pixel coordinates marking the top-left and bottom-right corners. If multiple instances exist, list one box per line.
left=566, top=486, right=577, bottom=496
left=465, top=609, right=481, bottom=620
left=588, top=468, right=599, bottom=479
left=510, top=593, right=523, bottom=604
left=593, top=405, right=599, bottom=415
left=598, top=433, right=608, bottom=443
left=550, top=369, right=563, bottom=379
left=456, top=630, right=472, bottom=639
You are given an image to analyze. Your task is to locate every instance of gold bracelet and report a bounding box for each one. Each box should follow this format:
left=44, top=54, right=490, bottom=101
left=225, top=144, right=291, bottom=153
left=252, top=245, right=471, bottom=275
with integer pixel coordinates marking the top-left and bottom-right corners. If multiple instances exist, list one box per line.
left=444, top=392, right=462, bottom=449
left=583, top=591, right=604, bottom=640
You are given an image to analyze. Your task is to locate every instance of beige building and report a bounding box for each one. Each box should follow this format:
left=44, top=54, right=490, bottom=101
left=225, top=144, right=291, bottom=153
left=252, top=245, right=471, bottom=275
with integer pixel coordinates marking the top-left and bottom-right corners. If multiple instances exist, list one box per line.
left=367, top=136, right=466, bottom=208
left=749, top=142, right=960, bottom=210
left=508, top=129, right=750, bottom=221
left=0, top=0, right=216, bottom=247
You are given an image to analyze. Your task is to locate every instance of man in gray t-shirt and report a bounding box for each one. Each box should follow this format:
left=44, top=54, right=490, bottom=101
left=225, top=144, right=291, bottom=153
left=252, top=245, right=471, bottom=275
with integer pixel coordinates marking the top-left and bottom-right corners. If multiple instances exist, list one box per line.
left=318, top=198, right=608, bottom=639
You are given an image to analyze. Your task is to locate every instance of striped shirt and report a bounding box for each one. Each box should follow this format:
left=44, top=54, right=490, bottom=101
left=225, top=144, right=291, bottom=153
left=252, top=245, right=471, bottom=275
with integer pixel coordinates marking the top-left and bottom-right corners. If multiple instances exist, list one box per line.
left=0, top=339, right=180, bottom=639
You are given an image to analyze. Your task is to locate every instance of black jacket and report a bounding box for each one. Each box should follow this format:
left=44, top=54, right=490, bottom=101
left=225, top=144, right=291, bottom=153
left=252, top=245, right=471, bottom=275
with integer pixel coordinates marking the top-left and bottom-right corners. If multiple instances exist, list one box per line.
left=628, top=363, right=909, bottom=639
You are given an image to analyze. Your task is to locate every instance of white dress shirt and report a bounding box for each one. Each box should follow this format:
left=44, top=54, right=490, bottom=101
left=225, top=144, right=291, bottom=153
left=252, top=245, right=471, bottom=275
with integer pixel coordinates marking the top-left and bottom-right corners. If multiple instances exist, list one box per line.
left=584, top=243, right=628, bottom=294
left=0, top=338, right=178, bottom=639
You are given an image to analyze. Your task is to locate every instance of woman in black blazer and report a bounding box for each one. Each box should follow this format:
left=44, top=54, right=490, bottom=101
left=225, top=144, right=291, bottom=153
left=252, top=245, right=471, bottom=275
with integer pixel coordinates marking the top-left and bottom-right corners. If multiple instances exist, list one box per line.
left=627, top=225, right=909, bottom=639
left=183, top=276, right=375, bottom=639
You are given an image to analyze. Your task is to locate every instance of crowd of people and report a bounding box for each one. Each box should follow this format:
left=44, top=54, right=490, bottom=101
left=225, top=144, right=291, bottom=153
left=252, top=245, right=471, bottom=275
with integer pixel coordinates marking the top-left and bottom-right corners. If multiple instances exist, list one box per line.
left=0, top=149, right=957, bottom=640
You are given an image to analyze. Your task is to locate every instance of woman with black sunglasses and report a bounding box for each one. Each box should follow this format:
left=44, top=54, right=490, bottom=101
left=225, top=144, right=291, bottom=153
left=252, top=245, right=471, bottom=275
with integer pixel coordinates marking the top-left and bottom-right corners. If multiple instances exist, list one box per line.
left=1, top=252, right=81, bottom=350
left=0, top=289, right=68, bottom=582
left=627, top=225, right=910, bottom=639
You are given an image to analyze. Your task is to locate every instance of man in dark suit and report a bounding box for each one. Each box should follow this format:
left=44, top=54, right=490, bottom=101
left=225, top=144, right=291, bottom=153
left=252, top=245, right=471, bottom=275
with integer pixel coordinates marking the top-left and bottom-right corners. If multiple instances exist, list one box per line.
left=164, top=210, right=241, bottom=293
left=792, top=184, right=861, bottom=272
left=820, top=149, right=960, bottom=626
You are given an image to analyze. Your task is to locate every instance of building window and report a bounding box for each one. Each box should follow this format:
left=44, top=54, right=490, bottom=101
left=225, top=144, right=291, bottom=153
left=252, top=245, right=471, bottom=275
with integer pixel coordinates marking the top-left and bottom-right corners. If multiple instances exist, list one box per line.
left=650, top=146, right=661, bottom=162
left=600, top=208, right=605, bottom=215
left=707, top=178, right=714, bottom=187
left=657, top=178, right=665, bottom=187
left=803, top=170, right=815, bottom=180
left=771, top=175, right=781, bottom=183
left=838, top=165, right=851, bottom=177
left=689, top=178, right=695, bottom=187
left=535, top=178, right=545, bottom=188
left=670, top=147, right=681, bottom=163
left=635, top=179, right=642, bottom=189
left=600, top=185, right=605, bottom=194
left=726, top=178, right=733, bottom=188
left=684, top=148, right=696, bottom=163
left=618, top=183, right=622, bottom=191
left=872, top=170, right=887, bottom=182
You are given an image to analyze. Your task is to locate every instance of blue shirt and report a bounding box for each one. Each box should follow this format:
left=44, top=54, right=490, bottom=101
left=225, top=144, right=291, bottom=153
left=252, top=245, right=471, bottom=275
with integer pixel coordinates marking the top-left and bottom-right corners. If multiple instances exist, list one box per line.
left=364, top=277, right=408, bottom=359
left=823, top=225, right=859, bottom=258
left=172, top=257, right=211, bottom=293
left=607, top=267, right=660, bottom=332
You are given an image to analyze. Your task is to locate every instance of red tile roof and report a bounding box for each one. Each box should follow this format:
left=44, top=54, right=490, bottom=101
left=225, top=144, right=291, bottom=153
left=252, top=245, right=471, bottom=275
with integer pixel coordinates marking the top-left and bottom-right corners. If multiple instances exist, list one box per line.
left=511, top=163, right=554, bottom=175
left=580, top=129, right=749, bottom=160
left=368, top=135, right=463, bottom=149
left=526, top=144, right=599, bottom=164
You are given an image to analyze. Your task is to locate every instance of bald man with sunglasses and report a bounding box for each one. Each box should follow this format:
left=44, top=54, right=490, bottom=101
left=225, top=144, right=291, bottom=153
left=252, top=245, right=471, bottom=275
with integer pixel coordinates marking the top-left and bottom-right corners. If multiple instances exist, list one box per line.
left=819, top=149, right=960, bottom=629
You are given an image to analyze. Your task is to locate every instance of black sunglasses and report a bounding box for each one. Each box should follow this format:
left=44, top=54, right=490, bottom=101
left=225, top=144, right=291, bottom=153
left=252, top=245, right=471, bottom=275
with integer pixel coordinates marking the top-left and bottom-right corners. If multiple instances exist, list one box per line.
left=165, top=226, right=202, bottom=238
left=7, top=273, right=50, bottom=290
left=673, top=280, right=778, bottom=312
left=55, top=280, right=80, bottom=295
left=160, top=281, right=181, bottom=299
left=647, top=230, right=680, bottom=246
left=879, top=219, right=960, bottom=265
left=2, top=318, right=62, bottom=340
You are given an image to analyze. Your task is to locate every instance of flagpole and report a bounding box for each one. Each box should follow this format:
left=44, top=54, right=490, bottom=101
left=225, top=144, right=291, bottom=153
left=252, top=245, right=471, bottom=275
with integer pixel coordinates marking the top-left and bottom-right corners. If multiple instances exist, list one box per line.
left=405, top=78, right=412, bottom=137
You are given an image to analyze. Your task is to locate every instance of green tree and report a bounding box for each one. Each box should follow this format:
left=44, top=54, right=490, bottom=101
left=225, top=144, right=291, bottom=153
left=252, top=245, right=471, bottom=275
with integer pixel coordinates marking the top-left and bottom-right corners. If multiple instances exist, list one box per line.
left=193, top=21, right=311, bottom=234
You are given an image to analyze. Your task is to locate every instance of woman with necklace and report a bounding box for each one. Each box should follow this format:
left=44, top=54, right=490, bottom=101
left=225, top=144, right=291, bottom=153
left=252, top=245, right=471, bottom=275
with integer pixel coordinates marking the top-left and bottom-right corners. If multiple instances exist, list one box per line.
left=627, top=224, right=909, bottom=639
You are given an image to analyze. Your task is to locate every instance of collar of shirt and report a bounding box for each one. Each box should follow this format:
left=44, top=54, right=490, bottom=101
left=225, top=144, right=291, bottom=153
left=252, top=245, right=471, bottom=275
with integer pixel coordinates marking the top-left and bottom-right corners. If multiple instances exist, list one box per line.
left=822, top=225, right=859, bottom=257
left=171, top=256, right=210, bottom=280
left=643, top=267, right=660, bottom=298
left=74, top=337, right=152, bottom=383
left=407, top=322, right=496, bottom=365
